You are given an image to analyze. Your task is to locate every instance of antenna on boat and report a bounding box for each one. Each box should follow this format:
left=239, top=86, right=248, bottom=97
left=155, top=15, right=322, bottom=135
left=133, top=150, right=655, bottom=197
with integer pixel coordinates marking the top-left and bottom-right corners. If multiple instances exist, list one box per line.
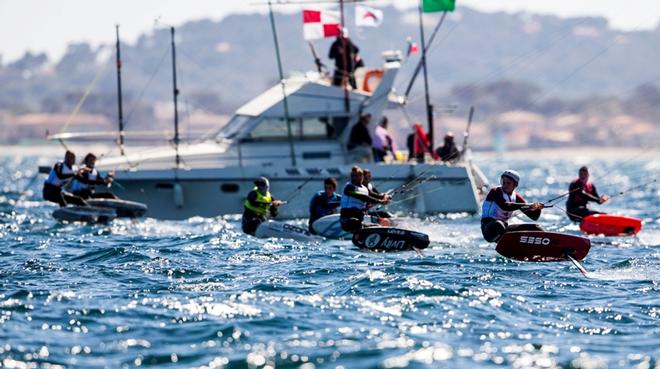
left=115, top=25, right=126, bottom=156
left=417, top=1, right=435, bottom=150
left=170, top=26, right=181, bottom=169
left=339, top=0, right=350, bottom=112
left=267, top=0, right=297, bottom=166
left=403, top=12, right=447, bottom=101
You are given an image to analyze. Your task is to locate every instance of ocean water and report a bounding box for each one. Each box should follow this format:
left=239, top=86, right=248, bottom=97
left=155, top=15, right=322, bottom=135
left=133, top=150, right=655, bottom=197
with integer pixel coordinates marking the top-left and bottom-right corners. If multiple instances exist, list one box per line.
left=0, top=154, right=658, bottom=369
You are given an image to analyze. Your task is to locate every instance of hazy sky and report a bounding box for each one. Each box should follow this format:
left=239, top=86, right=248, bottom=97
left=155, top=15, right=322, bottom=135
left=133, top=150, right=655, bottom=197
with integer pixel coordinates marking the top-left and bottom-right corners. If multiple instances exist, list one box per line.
left=1, top=0, right=659, bottom=63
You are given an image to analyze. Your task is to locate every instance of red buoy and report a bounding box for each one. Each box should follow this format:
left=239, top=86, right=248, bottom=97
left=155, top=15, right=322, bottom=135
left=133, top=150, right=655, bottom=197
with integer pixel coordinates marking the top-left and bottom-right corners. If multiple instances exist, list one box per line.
left=496, top=231, right=591, bottom=262
left=580, top=214, right=642, bottom=236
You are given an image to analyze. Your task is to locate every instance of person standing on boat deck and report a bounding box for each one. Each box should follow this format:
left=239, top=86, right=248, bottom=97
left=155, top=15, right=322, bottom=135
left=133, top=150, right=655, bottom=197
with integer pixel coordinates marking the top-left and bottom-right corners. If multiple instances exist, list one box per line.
left=566, top=166, right=609, bottom=222
left=328, top=28, right=361, bottom=89
left=42, top=150, right=88, bottom=207
left=71, top=153, right=118, bottom=200
left=481, top=170, right=545, bottom=242
left=372, top=116, right=397, bottom=162
left=242, top=177, right=284, bottom=236
left=340, top=166, right=391, bottom=232
left=435, top=132, right=460, bottom=163
left=407, top=123, right=431, bottom=163
left=347, top=114, right=373, bottom=163
left=308, top=177, right=342, bottom=233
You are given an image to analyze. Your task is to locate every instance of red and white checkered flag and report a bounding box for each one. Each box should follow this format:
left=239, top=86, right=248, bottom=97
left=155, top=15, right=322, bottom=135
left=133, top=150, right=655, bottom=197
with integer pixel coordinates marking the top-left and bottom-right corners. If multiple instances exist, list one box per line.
left=303, top=9, right=340, bottom=40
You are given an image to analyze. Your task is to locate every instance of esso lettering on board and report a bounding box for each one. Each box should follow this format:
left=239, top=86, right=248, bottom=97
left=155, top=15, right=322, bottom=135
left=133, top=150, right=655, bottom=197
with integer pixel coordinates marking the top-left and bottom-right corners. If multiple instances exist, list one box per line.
left=519, top=236, right=550, bottom=245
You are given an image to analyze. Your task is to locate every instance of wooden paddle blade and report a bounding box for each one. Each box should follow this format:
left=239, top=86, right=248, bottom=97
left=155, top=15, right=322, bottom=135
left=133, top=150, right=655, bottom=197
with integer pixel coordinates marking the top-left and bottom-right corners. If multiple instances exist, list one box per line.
left=496, top=231, right=591, bottom=262
left=580, top=214, right=643, bottom=236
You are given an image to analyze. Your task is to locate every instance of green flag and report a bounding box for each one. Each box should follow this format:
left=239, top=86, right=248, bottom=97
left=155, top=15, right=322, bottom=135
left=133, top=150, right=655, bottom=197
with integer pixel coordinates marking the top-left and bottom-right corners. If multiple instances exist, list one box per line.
left=422, top=0, right=455, bottom=13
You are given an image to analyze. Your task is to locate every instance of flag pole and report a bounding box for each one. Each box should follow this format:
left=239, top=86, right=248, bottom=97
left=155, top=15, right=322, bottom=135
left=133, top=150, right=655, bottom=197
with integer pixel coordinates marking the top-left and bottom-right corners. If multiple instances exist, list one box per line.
left=170, top=27, right=181, bottom=169
left=418, top=1, right=436, bottom=153
left=340, top=0, right=350, bottom=112
left=403, top=11, right=447, bottom=100
left=268, top=0, right=297, bottom=166
left=115, top=25, right=125, bottom=156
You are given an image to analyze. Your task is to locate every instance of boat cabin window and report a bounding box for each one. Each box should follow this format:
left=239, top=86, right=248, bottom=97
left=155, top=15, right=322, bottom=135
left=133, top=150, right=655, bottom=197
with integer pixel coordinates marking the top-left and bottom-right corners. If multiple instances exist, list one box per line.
left=216, top=115, right=251, bottom=140
left=245, top=116, right=349, bottom=141
left=250, top=118, right=301, bottom=140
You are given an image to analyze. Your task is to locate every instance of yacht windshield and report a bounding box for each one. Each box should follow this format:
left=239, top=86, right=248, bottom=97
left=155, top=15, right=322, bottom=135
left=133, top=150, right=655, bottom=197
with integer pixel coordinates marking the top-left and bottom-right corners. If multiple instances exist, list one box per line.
left=215, top=115, right=251, bottom=140
left=244, top=116, right=349, bottom=141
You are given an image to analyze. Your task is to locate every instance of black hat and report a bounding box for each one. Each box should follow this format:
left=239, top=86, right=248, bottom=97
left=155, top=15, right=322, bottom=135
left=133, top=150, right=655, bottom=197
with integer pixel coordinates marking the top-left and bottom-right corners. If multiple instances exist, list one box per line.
left=255, top=177, right=270, bottom=187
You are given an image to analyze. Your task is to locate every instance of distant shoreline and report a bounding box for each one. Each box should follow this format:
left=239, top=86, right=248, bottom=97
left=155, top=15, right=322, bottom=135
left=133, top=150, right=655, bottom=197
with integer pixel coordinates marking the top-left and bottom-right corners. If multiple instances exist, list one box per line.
left=472, top=147, right=659, bottom=160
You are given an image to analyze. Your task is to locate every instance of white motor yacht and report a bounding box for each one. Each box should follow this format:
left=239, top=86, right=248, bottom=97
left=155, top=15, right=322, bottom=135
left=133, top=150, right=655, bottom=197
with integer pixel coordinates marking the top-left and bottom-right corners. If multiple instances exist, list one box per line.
left=92, top=50, right=487, bottom=219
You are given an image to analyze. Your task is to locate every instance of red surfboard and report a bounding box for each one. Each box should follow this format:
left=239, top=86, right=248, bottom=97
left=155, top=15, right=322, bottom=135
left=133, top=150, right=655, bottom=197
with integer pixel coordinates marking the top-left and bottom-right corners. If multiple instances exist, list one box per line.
left=496, top=231, right=591, bottom=262
left=580, top=214, right=643, bottom=236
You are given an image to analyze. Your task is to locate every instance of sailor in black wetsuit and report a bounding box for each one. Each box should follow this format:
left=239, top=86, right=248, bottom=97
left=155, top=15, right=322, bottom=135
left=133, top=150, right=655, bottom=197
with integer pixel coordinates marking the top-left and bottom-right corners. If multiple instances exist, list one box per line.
left=566, top=166, right=609, bottom=222
left=481, top=169, right=545, bottom=242
left=362, top=168, right=393, bottom=221
left=340, top=166, right=391, bottom=232
left=242, top=177, right=284, bottom=235
left=308, top=177, right=342, bottom=233
left=362, top=169, right=380, bottom=194
left=71, top=153, right=118, bottom=200
left=42, top=150, right=88, bottom=207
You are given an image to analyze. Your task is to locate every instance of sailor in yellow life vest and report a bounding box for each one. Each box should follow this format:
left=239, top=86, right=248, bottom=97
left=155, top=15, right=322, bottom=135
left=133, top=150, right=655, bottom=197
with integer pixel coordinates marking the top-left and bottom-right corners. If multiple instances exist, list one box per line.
left=242, top=177, right=285, bottom=235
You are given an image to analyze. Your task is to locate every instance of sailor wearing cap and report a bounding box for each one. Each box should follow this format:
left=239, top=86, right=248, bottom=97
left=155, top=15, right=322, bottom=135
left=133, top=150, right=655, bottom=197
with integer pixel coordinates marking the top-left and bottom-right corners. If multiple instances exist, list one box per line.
left=242, top=177, right=284, bottom=235
left=480, top=169, right=545, bottom=242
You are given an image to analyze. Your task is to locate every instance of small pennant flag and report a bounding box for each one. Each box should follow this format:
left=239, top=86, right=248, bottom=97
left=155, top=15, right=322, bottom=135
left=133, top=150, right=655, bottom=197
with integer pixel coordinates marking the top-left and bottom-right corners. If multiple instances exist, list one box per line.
left=406, top=38, right=419, bottom=56
left=303, top=9, right=340, bottom=40
left=355, top=5, right=383, bottom=27
left=422, top=0, right=456, bottom=13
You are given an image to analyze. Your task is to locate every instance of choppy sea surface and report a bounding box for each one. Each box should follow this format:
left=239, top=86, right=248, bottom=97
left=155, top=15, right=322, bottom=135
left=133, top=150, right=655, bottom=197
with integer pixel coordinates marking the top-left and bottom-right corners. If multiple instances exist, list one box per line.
left=0, top=154, right=658, bottom=369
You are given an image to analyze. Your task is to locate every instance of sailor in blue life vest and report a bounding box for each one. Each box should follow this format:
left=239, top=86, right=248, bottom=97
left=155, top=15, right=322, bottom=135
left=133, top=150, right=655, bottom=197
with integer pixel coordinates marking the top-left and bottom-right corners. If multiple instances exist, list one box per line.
left=566, top=166, right=609, bottom=222
left=481, top=169, right=545, bottom=242
left=71, top=153, right=118, bottom=200
left=308, top=177, right=342, bottom=233
left=242, top=177, right=285, bottom=235
left=340, top=166, right=391, bottom=232
left=42, top=150, right=88, bottom=207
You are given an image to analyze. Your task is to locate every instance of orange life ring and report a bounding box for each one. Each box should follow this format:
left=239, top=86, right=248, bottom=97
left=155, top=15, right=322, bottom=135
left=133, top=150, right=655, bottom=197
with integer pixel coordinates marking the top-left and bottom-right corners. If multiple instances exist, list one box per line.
left=362, top=69, right=384, bottom=92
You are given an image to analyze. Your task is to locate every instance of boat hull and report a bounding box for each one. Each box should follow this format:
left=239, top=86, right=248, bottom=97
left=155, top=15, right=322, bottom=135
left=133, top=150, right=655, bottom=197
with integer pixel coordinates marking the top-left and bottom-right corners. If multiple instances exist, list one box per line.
left=102, top=163, right=481, bottom=220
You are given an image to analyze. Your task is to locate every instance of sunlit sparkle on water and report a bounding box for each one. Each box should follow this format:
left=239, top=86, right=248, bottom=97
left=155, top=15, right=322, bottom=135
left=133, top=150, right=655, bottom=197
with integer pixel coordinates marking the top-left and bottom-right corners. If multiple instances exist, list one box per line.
left=0, top=155, right=658, bottom=368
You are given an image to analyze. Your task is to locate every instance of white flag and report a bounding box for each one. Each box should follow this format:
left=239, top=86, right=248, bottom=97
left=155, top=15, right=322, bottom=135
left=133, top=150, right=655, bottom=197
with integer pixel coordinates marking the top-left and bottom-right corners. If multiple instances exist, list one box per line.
left=355, top=5, right=383, bottom=27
